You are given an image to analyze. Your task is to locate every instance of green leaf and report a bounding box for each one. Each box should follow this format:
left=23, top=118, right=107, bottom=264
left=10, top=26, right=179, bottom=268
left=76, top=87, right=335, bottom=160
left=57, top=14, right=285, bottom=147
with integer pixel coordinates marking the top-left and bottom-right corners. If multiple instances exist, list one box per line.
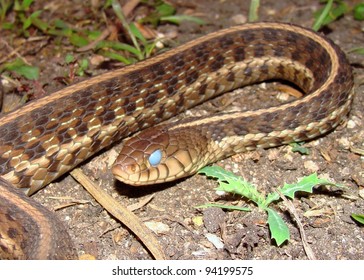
left=290, top=142, right=309, bottom=155
left=312, top=0, right=333, bottom=31
left=199, top=166, right=266, bottom=207
left=199, top=166, right=242, bottom=183
left=103, top=0, right=113, bottom=9
left=30, top=11, right=50, bottom=33
left=15, top=0, right=34, bottom=11
left=54, top=19, right=68, bottom=29
left=129, top=22, right=147, bottom=44
left=2, top=58, right=39, bottom=80
left=22, top=14, right=33, bottom=30
left=0, top=0, right=14, bottom=21
left=313, top=0, right=348, bottom=31
left=21, top=0, right=34, bottom=10
left=265, top=173, right=341, bottom=206
left=76, top=58, right=89, bottom=76
left=353, top=3, right=364, bottom=20
left=96, top=40, right=142, bottom=57
left=86, top=30, right=102, bottom=41
left=98, top=50, right=135, bottom=64
left=281, top=173, right=340, bottom=199
left=266, top=208, right=290, bottom=246
left=161, top=15, right=205, bottom=25
left=349, top=47, right=364, bottom=55
left=156, top=2, right=175, bottom=17
left=1, top=22, right=14, bottom=30
left=248, top=0, right=260, bottom=22
left=143, top=40, right=158, bottom=58
left=69, top=33, right=89, bottom=47
left=351, top=214, right=364, bottom=225
left=65, top=53, right=75, bottom=64
left=196, top=203, right=251, bottom=212
left=139, top=1, right=176, bottom=26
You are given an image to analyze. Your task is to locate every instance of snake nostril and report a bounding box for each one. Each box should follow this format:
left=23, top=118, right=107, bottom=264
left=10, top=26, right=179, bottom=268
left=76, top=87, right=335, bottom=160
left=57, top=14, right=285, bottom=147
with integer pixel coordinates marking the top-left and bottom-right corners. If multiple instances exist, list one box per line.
left=128, top=164, right=138, bottom=174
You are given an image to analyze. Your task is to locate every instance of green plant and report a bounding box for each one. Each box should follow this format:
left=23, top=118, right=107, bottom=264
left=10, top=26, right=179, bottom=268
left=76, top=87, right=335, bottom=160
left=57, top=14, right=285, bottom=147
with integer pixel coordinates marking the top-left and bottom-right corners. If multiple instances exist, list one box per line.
left=139, top=0, right=205, bottom=26
left=109, top=0, right=204, bottom=61
left=1, top=0, right=205, bottom=78
left=313, top=0, right=364, bottom=31
left=248, top=0, right=260, bottom=22
left=0, top=58, right=39, bottom=80
left=110, top=0, right=165, bottom=62
left=0, top=0, right=13, bottom=21
left=64, top=54, right=89, bottom=77
left=351, top=213, right=364, bottom=225
left=290, top=142, right=310, bottom=155
left=198, top=166, right=343, bottom=246
left=1, top=0, right=203, bottom=80
left=353, top=3, right=364, bottom=20
left=312, top=1, right=364, bottom=56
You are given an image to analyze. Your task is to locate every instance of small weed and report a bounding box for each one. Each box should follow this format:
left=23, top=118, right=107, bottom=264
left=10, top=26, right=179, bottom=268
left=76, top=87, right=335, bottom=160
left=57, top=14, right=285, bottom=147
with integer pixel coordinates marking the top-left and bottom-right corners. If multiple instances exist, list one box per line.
left=313, top=0, right=364, bottom=31
left=0, top=58, right=39, bottom=80
left=64, top=54, right=89, bottom=78
left=198, top=166, right=343, bottom=246
left=0, top=0, right=204, bottom=79
left=313, top=1, right=364, bottom=56
left=139, top=0, right=205, bottom=26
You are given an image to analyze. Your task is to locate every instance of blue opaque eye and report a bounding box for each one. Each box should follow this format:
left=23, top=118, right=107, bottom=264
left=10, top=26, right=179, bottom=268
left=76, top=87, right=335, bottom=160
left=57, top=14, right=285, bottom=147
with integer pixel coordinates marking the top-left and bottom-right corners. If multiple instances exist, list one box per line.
left=148, top=149, right=162, bottom=167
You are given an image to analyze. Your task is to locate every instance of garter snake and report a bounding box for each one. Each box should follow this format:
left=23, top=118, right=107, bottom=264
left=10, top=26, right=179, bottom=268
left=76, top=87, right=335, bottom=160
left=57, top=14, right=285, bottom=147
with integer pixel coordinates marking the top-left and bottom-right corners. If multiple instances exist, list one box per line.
left=0, top=22, right=354, bottom=259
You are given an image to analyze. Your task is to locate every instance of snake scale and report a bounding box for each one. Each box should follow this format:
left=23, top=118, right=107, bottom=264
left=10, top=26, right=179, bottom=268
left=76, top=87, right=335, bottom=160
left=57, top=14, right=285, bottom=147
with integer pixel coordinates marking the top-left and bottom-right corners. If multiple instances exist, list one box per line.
left=0, top=22, right=354, bottom=259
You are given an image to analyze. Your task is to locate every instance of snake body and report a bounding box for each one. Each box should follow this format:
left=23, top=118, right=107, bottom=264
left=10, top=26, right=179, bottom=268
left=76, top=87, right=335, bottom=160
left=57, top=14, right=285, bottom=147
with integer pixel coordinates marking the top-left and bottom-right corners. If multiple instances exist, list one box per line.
left=0, top=23, right=354, bottom=259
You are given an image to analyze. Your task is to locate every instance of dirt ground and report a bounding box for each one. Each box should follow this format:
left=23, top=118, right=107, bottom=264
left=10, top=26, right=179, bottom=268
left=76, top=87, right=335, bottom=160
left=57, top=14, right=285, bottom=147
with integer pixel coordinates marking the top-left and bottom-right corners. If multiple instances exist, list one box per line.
left=1, top=0, right=364, bottom=260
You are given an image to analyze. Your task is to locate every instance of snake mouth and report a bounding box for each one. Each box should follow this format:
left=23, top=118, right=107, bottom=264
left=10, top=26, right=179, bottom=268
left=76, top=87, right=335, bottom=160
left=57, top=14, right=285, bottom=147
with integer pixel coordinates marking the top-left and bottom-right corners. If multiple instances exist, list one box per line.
left=112, top=172, right=138, bottom=186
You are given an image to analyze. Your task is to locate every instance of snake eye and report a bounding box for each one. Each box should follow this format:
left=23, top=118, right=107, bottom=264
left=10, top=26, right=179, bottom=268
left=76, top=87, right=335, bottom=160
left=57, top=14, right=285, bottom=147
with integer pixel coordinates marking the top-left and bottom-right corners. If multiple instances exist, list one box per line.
left=148, top=149, right=162, bottom=167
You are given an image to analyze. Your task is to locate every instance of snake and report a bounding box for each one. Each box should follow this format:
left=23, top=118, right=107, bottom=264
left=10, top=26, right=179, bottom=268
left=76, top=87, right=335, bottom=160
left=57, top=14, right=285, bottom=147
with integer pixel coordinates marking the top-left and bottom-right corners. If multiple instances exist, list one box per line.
left=0, top=22, right=354, bottom=259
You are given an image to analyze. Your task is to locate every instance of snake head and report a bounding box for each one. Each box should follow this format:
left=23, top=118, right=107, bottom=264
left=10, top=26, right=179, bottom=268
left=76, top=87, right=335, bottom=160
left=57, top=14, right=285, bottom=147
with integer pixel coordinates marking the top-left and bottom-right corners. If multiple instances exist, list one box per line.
left=112, top=125, right=206, bottom=186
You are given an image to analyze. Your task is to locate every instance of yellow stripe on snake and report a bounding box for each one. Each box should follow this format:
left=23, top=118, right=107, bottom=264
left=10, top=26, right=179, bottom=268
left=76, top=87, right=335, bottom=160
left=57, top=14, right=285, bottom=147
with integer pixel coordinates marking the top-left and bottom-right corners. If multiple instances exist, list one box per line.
left=0, top=22, right=354, bottom=259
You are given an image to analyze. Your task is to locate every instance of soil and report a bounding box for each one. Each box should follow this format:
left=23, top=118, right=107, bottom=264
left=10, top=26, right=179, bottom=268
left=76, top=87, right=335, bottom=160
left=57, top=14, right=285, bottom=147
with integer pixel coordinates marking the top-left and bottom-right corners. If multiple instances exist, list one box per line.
left=1, top=0, right=363, bottom=260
